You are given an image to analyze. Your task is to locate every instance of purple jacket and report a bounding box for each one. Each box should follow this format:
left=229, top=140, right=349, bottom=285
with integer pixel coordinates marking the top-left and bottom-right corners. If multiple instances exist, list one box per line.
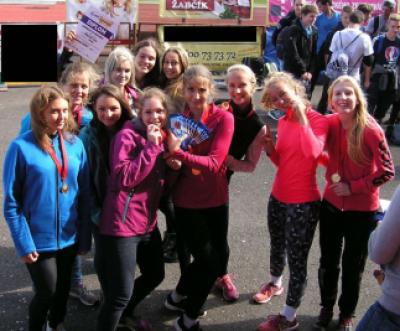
left=99, top=120, right=165, bottom=237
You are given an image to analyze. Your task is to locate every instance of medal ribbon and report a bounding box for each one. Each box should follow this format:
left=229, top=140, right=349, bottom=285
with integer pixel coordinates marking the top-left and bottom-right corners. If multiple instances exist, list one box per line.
left=47, top=130, right=68, bottom=183
left=73, top=105, right=82, bottom=128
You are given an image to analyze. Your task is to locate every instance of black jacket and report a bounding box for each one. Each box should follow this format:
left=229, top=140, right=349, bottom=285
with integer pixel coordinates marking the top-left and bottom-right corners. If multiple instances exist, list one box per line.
left=272, top=10, right=298, bottom=46
left=282, top=18, right=318, bottom=78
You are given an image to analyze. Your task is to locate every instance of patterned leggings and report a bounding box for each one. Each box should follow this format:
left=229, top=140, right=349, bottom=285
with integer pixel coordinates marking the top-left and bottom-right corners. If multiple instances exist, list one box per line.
left=268, top=195, right=320, bottom=308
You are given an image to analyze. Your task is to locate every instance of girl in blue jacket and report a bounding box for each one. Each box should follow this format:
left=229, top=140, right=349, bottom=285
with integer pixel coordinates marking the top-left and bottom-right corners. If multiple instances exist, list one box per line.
left=3, top=85, right=92, bottom=331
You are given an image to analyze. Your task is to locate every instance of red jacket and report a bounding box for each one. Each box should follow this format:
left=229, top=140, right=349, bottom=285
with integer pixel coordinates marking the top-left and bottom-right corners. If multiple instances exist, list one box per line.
left=322, top=113, right=394, bottom=211
left=172, top=103, right=234, bottom=209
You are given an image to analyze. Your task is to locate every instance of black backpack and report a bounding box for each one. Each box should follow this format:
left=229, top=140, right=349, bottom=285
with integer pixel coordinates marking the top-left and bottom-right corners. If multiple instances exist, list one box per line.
left=241, top=56, right=266, bottom=81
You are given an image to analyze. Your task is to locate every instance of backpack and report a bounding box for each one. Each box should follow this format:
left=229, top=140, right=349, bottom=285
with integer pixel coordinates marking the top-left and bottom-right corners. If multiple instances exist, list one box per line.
left=275, top=26, right=290, bottom=60
left=241, top=56, right=266, bottom=82
left=325, top=32, right=362, bottom=80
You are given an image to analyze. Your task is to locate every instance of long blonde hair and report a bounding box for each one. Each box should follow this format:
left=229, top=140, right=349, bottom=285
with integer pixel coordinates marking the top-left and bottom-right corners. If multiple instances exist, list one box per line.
left=30, top=85, right=76, bottom=151
left=328, top=75, right=370, bottom=166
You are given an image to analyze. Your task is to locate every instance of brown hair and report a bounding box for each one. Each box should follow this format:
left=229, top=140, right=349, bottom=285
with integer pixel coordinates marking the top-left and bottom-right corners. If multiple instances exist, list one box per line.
left=301, top=4, right=318, bottom=16
left=30, top=85, right=76, bottom=151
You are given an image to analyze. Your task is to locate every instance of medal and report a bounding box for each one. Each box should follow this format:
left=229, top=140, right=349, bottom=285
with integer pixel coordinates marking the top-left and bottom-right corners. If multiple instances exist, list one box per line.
left=61, top=183, right=69, bottom=193
left=331, top=173, right=341, bottom=183
left=47, top=130, right=69, bottom=194
left=192, top=168, right=201, bottom=175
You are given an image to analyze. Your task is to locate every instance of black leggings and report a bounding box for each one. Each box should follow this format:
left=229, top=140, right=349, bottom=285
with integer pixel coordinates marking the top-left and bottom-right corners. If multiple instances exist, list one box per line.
left=175, top=205, right=229, bottom=319
left=26, top=244, right=77, bottom=331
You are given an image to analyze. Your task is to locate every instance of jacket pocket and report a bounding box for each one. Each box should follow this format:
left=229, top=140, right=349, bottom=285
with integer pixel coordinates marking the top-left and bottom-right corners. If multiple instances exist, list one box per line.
left=121, top=189, right=134, bottom=223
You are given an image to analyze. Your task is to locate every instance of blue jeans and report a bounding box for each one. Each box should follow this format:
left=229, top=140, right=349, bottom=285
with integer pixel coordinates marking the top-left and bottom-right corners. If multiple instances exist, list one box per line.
left=356, top=301, right=400, bottom=331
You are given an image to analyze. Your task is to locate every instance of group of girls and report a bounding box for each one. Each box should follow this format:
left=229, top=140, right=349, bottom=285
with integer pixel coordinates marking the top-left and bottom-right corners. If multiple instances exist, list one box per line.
left=3, top=36, right=396, bottom=331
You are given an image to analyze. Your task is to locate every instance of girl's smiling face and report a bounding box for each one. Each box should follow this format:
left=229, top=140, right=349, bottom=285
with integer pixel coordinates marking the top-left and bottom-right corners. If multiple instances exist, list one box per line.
left=163, top=51, right=182, bottom=81
left=227, top=70, right=254, bottom=109
left=331, top=82, right=358, bottom=116
left=110, top=60, right=132, bottom=88
left=94, top=95, right=122, bottom=129
left=66, top=72, right=90, bottom=107
left=42, top=98, right=69, bottom=134
left=141, top=96, right=167, bottom=128
left=135, top=46, right=157, bottom=79
left=267, top=82, right=297, bottom=112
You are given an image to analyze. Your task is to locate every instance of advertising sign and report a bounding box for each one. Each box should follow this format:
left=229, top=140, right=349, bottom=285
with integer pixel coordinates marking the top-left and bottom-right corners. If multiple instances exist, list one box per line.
left=160, top=0, right=253, bottom=20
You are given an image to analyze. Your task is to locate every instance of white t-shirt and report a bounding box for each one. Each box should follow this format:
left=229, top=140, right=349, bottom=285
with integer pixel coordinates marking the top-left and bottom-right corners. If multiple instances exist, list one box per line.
left=329, top=27, right=373, bottom=82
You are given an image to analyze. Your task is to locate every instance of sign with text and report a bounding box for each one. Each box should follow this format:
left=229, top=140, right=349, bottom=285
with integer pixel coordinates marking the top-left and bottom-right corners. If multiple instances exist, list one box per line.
left=160, top=0, right=253, bottom=20
left=65, top=5, right=120, bottom=63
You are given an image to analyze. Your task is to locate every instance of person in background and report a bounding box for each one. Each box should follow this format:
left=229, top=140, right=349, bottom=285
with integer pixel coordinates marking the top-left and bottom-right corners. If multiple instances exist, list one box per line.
left=314, top=75, right=394, bottom=331
left=355, top=186, right=400, bottom=331
left=256, top=72, right=328, bottom=331
left=132, top=39, right=161, bottom=90
left=365, top=14, right=400, bottom=133
left=104, top=46, right=140, bottom=116
left=366, top=0, right=396, bottom=38
left=357, top=3, right=374, bottom=32
left=317, top=5, right=353, bottom=114
left=329, top=10, right=374, bottom=84
left=281, top=5, right=318, bottom=96
left=3, top=85, right=92, bottom=331
left=164, top=65, right=234, bottom=331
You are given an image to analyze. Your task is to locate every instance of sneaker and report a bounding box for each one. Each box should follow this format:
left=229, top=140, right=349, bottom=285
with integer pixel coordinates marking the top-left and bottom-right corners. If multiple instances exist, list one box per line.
left=313, top=307, right=333, bottom=330
left=214, top=274, right=239, bottom=302
left=258, top=314, right=299, bottom=331
left=164, top=293, right=207, bottom=318
left=253, top=282, right=284, bottom=304
left=174, top=316, right=203, bottom=331
left=70, top=285, right=100, bottom=306
left=117, top=316, right=153, bottom=331
left=338, top=315, right=353, bottom=331
left=46, top=322, right=66, bottom=331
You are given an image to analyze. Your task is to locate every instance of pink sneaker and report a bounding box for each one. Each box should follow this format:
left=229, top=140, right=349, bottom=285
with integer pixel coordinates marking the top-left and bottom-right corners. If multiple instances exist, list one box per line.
left=214, top=274, right=239, bottom=302
left=258, top=314, right=299, bottom=331
left=253, top=282, right=284, bottom=304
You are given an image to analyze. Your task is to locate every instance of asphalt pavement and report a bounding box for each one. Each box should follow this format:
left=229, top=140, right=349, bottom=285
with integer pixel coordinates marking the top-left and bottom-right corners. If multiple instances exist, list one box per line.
left=0, top=86, right=399, bottom=331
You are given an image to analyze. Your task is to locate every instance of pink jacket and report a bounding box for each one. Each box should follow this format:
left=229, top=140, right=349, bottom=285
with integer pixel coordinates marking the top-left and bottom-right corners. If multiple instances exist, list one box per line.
left=322, top=113, right=394, bottom=211
left=99, top=120, right=165, bottom=237
left=268, top=108, right=328, bottom=204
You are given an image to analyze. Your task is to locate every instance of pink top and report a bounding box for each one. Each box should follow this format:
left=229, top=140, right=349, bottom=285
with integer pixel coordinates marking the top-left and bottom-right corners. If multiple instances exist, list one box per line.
left=322, top=113, right=394, bottom=211
left=268, top=108, right=328, bottom=204
left=172, top=103, right=234, bottom=209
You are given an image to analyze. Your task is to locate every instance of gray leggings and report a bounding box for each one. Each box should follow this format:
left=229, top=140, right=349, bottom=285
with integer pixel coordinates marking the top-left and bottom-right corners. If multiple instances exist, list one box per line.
left=268, top=195, right=320, bottom=308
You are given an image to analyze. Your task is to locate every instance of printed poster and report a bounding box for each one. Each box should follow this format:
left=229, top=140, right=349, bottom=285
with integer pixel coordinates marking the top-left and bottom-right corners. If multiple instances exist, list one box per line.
left=64, top=5, right=120, bottom=63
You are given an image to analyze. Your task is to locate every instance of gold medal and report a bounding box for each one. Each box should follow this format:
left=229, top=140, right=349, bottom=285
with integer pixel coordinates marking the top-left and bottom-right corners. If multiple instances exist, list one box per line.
left=192, top=168, right=201, bottom=176
left=61, top=183, right=69, bottom=193
left=331, top=173, right=341, bottom=183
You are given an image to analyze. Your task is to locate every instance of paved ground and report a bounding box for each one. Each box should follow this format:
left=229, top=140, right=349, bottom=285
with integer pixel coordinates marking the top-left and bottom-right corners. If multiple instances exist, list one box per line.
left=0, top=86, right=399, bottom=331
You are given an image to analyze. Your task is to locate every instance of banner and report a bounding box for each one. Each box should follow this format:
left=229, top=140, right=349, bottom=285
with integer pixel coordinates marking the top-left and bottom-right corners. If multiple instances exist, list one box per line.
left=160, top=0, right=253, bottom=20
left=66, top=0, right=137, bottom=39
left=267, top=0, right=394, bottom=25
left=167, top=42, right=260, bottom=71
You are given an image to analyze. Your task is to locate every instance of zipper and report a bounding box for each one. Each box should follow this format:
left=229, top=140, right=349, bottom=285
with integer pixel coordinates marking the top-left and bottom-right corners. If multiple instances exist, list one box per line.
left=122, top=189, right=134, bottom=223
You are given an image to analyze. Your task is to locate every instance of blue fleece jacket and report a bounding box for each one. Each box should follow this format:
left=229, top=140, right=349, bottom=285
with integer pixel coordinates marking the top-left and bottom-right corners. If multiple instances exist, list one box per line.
left=3, top=131, right=92, bottom=257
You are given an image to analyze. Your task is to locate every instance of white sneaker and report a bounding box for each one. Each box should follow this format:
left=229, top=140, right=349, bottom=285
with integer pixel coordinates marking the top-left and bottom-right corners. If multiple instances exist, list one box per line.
left=46, top=322, right=66, bottom=331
